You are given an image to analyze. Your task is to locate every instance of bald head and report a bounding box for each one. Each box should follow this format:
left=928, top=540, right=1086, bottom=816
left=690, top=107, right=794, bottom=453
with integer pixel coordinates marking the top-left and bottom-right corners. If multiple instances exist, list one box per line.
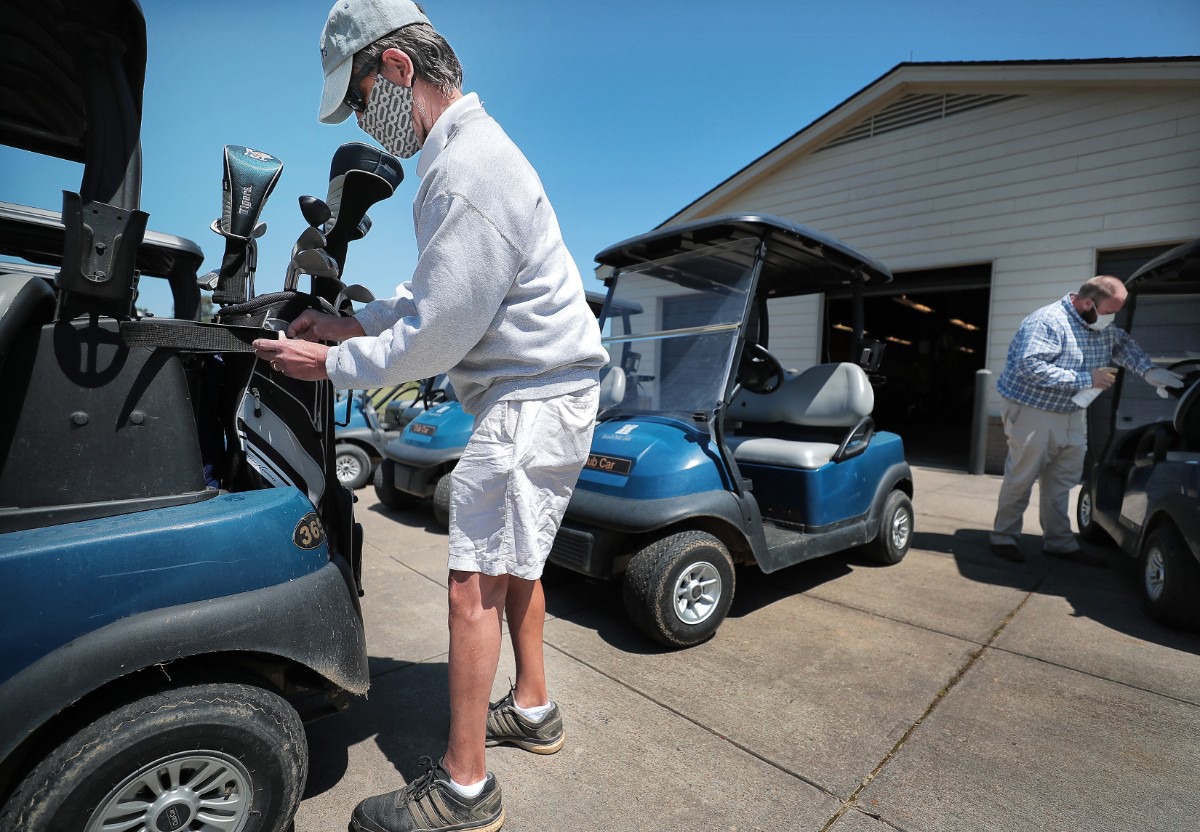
left=1078, top=275, right=1127, bottom=306
left=1074, top=275, right=1127, bottom=323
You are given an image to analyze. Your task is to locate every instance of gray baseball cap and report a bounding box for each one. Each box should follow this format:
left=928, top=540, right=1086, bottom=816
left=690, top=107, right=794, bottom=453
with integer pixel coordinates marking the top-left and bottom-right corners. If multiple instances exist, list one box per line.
left=318, top=0, right=430, bottom=124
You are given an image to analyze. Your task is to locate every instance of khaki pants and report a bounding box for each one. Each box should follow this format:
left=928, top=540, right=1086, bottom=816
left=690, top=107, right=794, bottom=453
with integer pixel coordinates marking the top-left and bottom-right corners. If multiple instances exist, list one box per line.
left=990, top=400, right=1086, bottom=552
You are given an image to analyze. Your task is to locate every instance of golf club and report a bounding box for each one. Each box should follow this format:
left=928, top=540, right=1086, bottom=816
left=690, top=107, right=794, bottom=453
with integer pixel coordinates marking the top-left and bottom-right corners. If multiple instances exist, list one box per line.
left=299, top=194, right=332, bottom=229
left=211, top=145, right=283, bottom=305
left=290, top=248, right=341, bottom=280
left=333, top=283, right=376, bottom=314
left=323, top=143, right=404, bottom=278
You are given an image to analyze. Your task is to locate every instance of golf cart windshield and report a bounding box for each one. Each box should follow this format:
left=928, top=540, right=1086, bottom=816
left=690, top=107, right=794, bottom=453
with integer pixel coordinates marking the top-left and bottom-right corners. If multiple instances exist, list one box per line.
left=601, top=237, right=758, bottom=418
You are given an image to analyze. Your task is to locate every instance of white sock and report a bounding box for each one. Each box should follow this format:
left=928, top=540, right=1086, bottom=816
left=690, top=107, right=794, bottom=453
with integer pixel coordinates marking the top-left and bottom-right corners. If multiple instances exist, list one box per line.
left=448, top=775, right=487, bottom=799
left=514, top=700, right=553, bottom=722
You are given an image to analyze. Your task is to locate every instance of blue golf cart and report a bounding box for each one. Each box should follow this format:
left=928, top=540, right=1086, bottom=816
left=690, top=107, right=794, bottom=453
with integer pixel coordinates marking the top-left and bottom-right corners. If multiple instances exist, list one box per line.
left=373, top=293, right=609, bottom=527
left=0, top=2, right=378, bottom=828
left=333, top=385, right=407, bottom=489
left=549, top=214, right=915, bottom=647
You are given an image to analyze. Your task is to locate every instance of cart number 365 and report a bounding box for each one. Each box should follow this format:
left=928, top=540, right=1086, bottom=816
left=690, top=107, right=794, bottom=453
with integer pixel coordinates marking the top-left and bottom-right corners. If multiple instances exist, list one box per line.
left=293, top=512, right=326, bottom=550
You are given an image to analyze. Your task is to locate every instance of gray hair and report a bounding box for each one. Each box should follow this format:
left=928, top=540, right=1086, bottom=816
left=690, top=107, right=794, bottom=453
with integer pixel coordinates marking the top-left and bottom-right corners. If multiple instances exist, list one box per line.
left=356, top=22, right=463, bottom=97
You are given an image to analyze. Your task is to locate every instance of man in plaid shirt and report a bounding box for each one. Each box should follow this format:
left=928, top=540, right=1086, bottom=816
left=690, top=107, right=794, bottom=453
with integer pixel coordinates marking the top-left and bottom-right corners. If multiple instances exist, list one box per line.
left=991, top=275, right=1183, bottom=564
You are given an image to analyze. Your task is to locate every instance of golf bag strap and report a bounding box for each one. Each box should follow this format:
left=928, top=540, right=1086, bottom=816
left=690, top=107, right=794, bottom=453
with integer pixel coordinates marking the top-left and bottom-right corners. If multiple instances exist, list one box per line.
left=120, top=320, right=271, bottom=353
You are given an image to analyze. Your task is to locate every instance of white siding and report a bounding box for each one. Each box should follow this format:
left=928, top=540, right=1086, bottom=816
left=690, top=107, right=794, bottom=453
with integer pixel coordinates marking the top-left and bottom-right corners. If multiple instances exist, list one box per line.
left=687, top=87, right=1200, bottom=414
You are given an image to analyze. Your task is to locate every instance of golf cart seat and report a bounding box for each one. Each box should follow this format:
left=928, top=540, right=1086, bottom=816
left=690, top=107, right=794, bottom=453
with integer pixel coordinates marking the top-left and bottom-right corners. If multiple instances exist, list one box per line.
left=598, top=364, right=626, bottom=411
left=0, top=273, right=55, bottom=368
left=726, top=362, right=875, bottom=469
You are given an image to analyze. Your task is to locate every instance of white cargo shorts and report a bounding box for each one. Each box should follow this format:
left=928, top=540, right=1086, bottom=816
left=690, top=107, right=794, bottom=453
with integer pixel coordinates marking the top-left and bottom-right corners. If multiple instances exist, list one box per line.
left=447, top=384, right=598, bottom=580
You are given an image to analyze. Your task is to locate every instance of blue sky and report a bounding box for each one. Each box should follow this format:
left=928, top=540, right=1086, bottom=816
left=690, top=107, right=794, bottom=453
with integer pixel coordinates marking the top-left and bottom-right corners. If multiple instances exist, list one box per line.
left=3, top=0, right=1198, bottom=316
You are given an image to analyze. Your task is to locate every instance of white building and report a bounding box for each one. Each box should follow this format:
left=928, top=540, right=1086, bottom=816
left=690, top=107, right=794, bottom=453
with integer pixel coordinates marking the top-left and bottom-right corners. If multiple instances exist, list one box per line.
left=658, top=58, right=1200, bottom=470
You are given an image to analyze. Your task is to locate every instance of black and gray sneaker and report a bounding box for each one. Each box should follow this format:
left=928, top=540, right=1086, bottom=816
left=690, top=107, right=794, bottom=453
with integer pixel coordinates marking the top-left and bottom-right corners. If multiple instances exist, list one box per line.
left=348, top=757, right=505, bottom=832
left=485, top=688, right=565, bottom=754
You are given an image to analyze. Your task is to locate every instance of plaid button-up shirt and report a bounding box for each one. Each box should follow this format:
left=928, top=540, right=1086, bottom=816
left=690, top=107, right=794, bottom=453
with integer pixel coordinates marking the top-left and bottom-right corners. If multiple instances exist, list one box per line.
left=996, top=294, right=1154, bottom=413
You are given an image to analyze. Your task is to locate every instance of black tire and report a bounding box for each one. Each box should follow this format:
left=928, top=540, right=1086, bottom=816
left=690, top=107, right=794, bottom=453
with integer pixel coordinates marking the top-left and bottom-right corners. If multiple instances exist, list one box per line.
left=432, top=472, right=452, bottom=529
left=1140, top=525, right=1200, bottom=631
left=373, top=460, right=412, bottom=511
left=0, top=683, right=306, bottom=832
left=1075, top=480, right=1111, bottom=543
left=623, top=531, right=735, bottom=648
left=335, top=443, right=372, bottom=490
left=865, top=490, right=914, bottom=565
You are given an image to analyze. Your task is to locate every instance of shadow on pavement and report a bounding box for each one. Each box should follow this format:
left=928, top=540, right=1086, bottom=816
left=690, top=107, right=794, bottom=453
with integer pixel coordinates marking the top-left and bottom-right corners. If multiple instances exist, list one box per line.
left=302, top=659, right=451, bottom=800
left=915, top=527, right=1200, bottom=656
left=541, top=564, right=683, bottom=655
left=728, top=552, right=853, bottom=619
left=367, top=501, right=444, bottom=534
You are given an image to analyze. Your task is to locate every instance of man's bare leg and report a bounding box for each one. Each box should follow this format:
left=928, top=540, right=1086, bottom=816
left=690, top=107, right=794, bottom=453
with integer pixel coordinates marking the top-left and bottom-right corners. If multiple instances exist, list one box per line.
left=442, top=570, right=507, bottom=785
left=505, top=577, right=548, bottom=708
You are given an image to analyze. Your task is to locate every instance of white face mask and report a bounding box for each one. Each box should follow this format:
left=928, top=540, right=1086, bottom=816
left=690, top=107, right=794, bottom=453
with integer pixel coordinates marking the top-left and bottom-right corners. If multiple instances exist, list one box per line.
left=359, top=75, right=422, bottom=159
left=1089, top=314, right=1115, bottom=331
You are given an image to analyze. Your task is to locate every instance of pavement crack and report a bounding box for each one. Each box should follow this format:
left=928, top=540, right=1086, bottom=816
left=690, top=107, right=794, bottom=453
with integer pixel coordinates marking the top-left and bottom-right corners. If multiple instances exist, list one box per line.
left=817, top=586, right=1040, bottom=831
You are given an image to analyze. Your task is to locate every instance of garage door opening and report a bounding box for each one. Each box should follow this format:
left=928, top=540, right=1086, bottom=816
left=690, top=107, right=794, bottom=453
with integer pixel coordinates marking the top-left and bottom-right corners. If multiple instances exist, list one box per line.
left=825, top=264, right=991, bottom=469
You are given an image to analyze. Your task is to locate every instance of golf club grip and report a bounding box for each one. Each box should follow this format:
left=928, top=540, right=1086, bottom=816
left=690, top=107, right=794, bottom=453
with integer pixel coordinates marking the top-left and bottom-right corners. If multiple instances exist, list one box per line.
left=214, top=238, right=249, bottom=304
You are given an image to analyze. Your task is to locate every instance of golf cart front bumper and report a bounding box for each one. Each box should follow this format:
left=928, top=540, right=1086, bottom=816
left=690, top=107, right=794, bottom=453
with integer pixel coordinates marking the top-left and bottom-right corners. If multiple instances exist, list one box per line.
left=550, top=487, right=753, bottom=578
left=383, top=442, right=462, bottom=497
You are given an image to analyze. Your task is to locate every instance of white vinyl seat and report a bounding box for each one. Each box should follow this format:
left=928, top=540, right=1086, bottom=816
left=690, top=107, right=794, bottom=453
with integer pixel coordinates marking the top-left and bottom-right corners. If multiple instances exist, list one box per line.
left=725, top=362, right=875, bottom=470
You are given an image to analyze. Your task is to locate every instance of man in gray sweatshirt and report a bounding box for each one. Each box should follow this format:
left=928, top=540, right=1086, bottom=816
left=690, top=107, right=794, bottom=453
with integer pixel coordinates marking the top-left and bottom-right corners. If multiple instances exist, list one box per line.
left=253, top=2, right=607, bottom=830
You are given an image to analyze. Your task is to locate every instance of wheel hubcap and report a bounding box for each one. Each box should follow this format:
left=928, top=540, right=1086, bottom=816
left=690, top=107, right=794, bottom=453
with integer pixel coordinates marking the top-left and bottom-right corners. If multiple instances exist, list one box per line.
left=673, top=561, right=722, bottom=625
left=1079, top=492, right=1093, bottom=528
left=87, top=751, right=253, bottom=832
left=890, top=508, right=911, bottom=549
left=1144, top=546, right=1166, bottom=602
left=336, top=454, right=362, bottom=483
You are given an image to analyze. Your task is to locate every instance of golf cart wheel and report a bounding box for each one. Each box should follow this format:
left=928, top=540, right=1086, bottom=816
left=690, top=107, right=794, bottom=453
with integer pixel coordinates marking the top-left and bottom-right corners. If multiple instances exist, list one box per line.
left=865, top=489, right=914, bottom=565
left=0, top=683, right=305, bottom=832
left=373, top=460, right=413, bottom=511
left=623, top=531, right=735, bottom=648
left=335, top=443, right=372, bottom=490
left=432, top=472, right=452, bottom=529
left=1075, top=481, right=1111, bottom=543
left=1140, top=525, right=1200, bottom=631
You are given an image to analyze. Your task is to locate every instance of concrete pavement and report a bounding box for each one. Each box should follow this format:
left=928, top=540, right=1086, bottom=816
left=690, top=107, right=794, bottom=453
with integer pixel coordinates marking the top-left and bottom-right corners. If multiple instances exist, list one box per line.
left=295, top=465, right=1200, bottom=832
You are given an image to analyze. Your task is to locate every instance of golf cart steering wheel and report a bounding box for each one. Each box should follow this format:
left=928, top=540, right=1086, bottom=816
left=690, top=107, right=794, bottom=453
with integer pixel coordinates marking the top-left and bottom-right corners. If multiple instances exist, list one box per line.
left=740, top=343, right=785, bottom=394
left=1167, top=359, right=1200, bottom=377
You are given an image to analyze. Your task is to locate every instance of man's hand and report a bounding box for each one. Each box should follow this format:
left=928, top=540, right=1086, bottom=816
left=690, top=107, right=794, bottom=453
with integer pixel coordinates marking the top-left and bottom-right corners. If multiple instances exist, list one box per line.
left=1145, top=367, right=1185, bottom=399
left=252, top=331, right=332, bottom=381
left=287, top=309, right=366, bottom=343
left=1090, top=367, right=1117, bottom=390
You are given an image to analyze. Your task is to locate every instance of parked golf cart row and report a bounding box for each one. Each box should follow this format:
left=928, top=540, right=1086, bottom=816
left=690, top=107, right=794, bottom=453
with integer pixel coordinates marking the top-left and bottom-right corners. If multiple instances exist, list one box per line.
left=371, top=214, right=916, bottom=647
left=1076, top=238, right=1200, bottom=632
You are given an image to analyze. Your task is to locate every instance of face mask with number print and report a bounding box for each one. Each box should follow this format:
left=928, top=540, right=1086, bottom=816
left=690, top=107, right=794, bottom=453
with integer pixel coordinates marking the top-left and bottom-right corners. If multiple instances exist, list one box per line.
left=359, top=74, right=421, bottom=159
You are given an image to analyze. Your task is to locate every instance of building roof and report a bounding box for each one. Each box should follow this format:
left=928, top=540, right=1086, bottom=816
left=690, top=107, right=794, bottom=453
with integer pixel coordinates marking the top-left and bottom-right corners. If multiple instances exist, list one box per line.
left=665, top=57, right=1200, bottom=226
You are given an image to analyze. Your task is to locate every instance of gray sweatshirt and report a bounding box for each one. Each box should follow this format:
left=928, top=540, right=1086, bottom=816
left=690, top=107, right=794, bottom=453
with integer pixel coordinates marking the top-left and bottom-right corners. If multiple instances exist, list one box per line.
left=325, top=93, right=608, bottom=415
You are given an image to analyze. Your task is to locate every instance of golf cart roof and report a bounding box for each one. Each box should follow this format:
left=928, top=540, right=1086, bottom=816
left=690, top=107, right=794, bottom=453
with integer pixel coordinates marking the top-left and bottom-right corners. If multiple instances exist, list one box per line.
left=595, top=213, right=892, bottom=295
left=1125, top=239, right=1200, bottom=294
left=0, top=201, right=203, bottom=281
left=0, top=0, right=146, bottom=166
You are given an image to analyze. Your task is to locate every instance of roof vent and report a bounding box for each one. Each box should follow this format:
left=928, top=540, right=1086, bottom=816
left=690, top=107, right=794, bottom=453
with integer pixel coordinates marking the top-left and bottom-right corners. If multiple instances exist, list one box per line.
left=821, top=93, right=1022, bottom=150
